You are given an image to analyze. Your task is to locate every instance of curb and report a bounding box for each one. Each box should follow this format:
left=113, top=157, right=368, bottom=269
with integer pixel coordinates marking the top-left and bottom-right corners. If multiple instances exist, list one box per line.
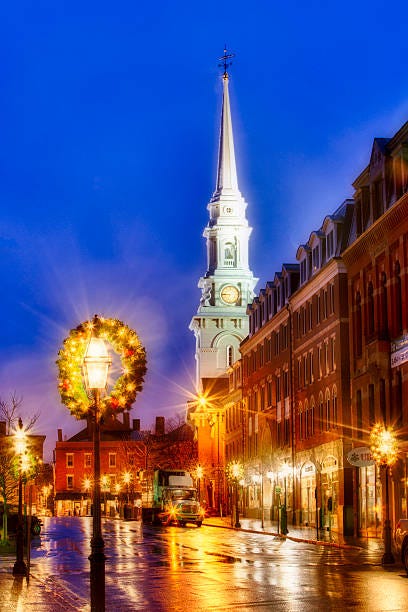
left=204, top=521, right=362, bottom=550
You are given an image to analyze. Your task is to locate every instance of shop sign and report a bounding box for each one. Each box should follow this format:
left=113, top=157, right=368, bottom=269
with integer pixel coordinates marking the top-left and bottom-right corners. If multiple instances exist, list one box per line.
left=391, top=334, right=408, bottom=368
left=346, top=447, right=375, bottom=467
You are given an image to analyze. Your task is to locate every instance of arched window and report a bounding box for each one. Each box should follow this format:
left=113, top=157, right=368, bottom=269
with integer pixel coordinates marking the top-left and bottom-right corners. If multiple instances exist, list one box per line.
left=367, top=281, right=375, bottom=337
left=332, top=386, right=337, bottom=429
left=304, top=400, right=309, bottom=438
left=355, top=291, right=362, bottom=357
left=298, top=402, right=303, bottom=441
left=325, top=389, right=331, bottom=431
left=226, top=345, right=234, bottom=367
left=310, top=398, right=315, bottom=437
left=319, top=392, right=324, bottom=432
left=224, top=242, right=235, bottom=267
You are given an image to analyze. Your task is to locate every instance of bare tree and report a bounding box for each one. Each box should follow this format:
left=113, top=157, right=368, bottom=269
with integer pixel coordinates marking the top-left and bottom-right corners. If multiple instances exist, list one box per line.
left=0, top=393, right=40, bottom=434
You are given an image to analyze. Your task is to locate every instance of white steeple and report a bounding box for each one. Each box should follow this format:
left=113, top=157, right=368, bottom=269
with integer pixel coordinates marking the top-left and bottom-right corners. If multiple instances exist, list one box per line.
left=190, top=51, right=258, bottom=389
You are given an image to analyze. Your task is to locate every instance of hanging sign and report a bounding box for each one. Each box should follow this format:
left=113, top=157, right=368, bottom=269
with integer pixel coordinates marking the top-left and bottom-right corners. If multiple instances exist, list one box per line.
left=346, top=447, right=375, bottom=467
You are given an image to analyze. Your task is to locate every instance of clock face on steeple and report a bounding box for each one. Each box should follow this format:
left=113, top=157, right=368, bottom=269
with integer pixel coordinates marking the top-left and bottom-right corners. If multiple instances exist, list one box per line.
left=220, top=285, right=239, bottom=304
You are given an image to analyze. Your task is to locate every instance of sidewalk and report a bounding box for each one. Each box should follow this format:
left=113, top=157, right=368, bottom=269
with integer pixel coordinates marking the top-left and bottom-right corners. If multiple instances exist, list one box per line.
left=204, top=515, right=385, bottom=552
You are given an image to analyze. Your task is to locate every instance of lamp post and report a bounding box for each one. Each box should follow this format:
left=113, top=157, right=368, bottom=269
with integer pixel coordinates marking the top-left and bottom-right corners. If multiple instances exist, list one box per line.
left=370, top=423, right=398, bottom=565
left=13, top=418, right=27, bottom=576
left=196, top=465, right=203, bottom=503
left=280, top=463, right=291, bottom=535
left=83, top=334, right=111, bottom=611
left=227, top=461, right=243, bottom=528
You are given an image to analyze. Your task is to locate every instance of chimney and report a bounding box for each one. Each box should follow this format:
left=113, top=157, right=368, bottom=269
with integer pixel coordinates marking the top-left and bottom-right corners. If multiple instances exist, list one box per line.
left=123, top=412, right=130, bottom=429
left=155, top=416, right=165, bottom=436
left=133, top=419, right=140, bottom=432
left=58, top=428, right=63, bottom=442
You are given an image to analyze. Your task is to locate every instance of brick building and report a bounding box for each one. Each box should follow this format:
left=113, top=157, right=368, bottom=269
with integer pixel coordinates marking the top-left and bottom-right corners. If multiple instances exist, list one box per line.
left=54, top=414, right=197, bottom=517
left=221, top=120, right=408, bottom=535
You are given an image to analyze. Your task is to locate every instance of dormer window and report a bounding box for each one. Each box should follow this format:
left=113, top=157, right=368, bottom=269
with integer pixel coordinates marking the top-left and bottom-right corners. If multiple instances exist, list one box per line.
left=326, top=230, right=334, bottom=259
left=312, top=245, right=320, bottom=271
left=300, top=258, right=307, bottom=283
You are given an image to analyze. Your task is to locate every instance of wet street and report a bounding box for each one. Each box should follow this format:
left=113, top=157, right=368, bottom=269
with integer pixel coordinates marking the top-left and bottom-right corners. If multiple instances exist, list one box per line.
left=2, top=516, right=408, bottom=611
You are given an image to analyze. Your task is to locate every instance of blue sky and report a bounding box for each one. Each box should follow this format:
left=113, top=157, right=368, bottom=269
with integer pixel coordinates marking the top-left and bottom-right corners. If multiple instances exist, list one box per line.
left=1, top=1, right=408, bottom=460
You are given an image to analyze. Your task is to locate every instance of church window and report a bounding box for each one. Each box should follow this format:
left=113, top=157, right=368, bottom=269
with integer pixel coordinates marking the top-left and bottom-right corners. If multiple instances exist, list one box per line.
left=226, top=345, right=233, bottom=367
left=224, top=242, right=235, bottom=267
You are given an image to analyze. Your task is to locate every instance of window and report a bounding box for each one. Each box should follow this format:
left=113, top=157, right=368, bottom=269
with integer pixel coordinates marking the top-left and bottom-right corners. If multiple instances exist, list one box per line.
left=380, top=379, right=386, bottom=422
left=356, top=390, right=363, bottom=439
left=355, top=292, right=362, bottom=358
left=109, top=453, right=116, bottom=468
left=330, top=336, right=336, bottom=371
left=297, top=358, right=302, bottom=389
left=300, top=258, right=307, bottom=283
left=318, top=345, right=323, bottom=379
left=379, top=272, right=388, bottom=339
left=84, top=453, right=91, bottom=468
left=367, top=282, right=375, bottom=337
left=276, top=375, right=281, bottom=403
left=66, top=453, right=74, bottom=468
left=394, top=261, right=403, bottom=335
left=368, top=384, right=375, bottom=425
left=329, top=283, right=335, bottom=315
left=316, top=294, right=321, bottom=324
left=326, top=230, right=334, bottom=258
left=319, top=393, right=324, bottom=432
left=325, top=390, right=330, bottom=431
left=67, top=475, right=74, bottom=489
left=332, top=387, right=337, bottom=429
left=227, top=345, right=234, bottom=367
left=309, top=350, right=314, bottom=383
left=312, top=245, right=320, bottom=271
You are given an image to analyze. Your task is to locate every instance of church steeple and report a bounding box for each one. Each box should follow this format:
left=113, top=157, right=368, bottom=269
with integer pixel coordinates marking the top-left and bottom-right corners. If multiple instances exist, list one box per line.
left=189, top=50, right=258, bottom=388
left=213, top=73, right=240, bottom=199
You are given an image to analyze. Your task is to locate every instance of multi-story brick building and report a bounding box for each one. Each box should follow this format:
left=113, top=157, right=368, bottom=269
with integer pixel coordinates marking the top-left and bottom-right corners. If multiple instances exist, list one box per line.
left=221, top=121, right=408, bottom=535
left=342, top=122, right=408, bottom=535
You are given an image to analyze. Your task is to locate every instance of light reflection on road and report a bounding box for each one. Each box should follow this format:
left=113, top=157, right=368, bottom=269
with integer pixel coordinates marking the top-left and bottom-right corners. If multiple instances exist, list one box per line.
left=25, top=517, right=408, bottom=611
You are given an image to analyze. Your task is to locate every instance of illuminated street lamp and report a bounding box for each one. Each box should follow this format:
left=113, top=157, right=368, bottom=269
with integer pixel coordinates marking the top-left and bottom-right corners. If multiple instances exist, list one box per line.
left=370, top=423, right=398, bottom=565
left=227, top=461, right=244, bottom=528
left=13, top=418, right=27, bottom=576
left=83, top=333, right=111, bottom=611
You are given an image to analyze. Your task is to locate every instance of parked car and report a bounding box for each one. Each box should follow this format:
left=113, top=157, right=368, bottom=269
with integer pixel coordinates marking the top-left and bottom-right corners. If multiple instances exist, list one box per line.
left=394, top=518, right=408, bottom=574
left=1, top=508, right=42, bottom=537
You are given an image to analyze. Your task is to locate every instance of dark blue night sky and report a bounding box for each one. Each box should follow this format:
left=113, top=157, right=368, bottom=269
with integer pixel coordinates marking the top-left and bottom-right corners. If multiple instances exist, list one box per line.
left=1, top=1, right=408, bottom=459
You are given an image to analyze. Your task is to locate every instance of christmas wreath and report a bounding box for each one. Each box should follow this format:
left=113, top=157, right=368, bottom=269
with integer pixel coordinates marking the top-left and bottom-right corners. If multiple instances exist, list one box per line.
left=56, top=315, right=147, bottom=419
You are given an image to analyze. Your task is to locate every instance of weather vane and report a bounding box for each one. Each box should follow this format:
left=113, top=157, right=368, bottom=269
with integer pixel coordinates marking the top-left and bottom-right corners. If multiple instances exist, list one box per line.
left=219, top=46, right=235, bottom=77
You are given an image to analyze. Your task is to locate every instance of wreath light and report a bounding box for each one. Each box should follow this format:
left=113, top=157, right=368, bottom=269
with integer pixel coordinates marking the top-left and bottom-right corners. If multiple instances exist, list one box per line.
left=57, top=315, right=147, bottom=419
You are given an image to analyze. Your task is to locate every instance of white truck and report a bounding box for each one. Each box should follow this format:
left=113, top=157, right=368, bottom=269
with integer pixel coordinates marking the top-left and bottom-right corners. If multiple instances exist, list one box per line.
left=146, top=469, right=204, bottom=527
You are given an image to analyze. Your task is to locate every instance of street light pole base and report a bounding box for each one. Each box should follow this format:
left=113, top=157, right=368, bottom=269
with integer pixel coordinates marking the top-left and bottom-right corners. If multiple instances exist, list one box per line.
left=12, top=560, right=27, bottom=576
left=381, top=551, right=395, bottom=565
left=234, top=522, right=241, bottom=528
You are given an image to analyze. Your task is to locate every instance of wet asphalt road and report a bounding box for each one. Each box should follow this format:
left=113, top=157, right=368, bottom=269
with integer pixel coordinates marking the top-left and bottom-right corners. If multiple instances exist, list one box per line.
left=7, top=516, right=408, bottom=611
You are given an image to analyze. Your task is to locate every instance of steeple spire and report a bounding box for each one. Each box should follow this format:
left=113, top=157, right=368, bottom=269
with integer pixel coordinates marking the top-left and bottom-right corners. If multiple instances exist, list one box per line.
left=212, top=48, right=240, bottom=201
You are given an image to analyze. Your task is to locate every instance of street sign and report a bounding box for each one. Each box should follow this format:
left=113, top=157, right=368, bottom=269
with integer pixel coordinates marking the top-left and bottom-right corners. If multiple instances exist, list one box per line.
left=346, top=447, right=375, bottom=467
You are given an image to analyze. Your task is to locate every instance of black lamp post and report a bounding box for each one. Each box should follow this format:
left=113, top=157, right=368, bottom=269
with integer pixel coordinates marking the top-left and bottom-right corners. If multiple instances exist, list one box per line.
left=13, top=418, right=27, bottom=577
left=370, top=423, right=398, bottom=566
left=83, top=335, right=111, bottom=611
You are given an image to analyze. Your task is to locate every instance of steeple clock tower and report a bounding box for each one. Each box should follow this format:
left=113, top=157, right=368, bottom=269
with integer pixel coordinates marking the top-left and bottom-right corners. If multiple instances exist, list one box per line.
left=190, top=52, right=258, bottom=390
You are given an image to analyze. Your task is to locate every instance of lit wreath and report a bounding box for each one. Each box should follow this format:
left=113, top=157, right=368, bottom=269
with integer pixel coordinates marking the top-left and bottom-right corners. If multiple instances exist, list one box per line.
left=56, top=315, right=147, bottom=419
